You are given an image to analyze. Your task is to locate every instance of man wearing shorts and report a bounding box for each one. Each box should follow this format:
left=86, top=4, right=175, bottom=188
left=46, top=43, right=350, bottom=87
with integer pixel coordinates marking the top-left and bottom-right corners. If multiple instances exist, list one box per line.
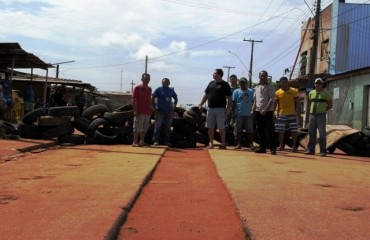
left=274, top=76, right=301, bottom=152
left=199, top=68, right=232, bottom=149
left=232, top=77, right=254, bottom=150
left=132, top=73, right=153, bottom=147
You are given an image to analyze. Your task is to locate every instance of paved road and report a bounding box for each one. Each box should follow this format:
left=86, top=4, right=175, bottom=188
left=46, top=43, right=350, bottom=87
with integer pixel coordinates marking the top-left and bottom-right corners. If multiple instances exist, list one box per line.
left=0, top=139, right=369, bottom=239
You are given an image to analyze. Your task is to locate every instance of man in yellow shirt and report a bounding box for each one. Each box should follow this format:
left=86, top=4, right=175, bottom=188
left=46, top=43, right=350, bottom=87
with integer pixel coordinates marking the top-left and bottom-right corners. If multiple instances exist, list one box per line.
left=274, top=77, right=301, bottom=152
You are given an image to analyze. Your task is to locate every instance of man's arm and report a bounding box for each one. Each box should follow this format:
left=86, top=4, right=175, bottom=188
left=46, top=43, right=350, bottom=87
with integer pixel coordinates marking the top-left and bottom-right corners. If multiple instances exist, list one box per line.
left=198, top=93, right=208, bottom=111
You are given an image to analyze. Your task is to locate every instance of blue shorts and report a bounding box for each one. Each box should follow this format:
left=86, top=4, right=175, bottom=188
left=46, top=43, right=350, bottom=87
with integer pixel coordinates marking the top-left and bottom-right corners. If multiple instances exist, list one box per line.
left=206, top=108, right=226, bottom=129
left=275, top=115, right=298, bottom=133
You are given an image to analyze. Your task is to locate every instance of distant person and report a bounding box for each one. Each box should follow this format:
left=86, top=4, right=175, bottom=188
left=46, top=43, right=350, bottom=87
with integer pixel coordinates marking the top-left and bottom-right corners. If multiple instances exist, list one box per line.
left=75, top=89, right=86, bottom=115
left=132, top=73, right=153, bottom=147
left=228, top=74, right=238, bottom=142
left=229, top=74, right=239, bottom=93
left=252, top=70, right=276, bottom=155
left=199, top=68, right=232, bottom=149
left=232, top=77, right=255, bottom=150
left=0, top=81, right=6, bottom=120
left=274, top=77, right=301, bottom=152
left=305, top=78, right=333, bottom=156
left=152, top=78, right=178, bottom=147
left=24, top=83, right=35, bottom=114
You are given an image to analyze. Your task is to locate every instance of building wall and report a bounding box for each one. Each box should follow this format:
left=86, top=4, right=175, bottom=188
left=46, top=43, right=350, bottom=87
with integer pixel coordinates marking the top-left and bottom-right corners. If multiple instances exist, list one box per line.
left=327, top=72, right=370, bottom=130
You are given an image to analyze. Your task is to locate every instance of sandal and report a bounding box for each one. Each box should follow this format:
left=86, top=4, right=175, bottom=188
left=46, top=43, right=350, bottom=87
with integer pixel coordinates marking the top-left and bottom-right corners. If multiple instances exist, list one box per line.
left=132, top=143, right=140, bottom=147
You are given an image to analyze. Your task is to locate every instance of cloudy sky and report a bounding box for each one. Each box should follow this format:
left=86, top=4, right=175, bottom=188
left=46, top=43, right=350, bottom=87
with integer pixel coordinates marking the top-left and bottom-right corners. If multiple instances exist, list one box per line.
left=0, top=0, right=367, bottom=105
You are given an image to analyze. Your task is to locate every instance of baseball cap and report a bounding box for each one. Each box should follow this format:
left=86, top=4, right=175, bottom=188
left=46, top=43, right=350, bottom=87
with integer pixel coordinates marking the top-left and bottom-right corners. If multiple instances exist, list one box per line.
left=315, top=78, right=323, bottom=84
left=239, top=77, right=247, bottom=83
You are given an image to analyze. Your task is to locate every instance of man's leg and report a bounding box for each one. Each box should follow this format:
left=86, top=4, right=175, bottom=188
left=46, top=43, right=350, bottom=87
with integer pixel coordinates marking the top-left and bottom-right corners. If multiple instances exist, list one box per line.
left=207, top=128, right=215, bottom=148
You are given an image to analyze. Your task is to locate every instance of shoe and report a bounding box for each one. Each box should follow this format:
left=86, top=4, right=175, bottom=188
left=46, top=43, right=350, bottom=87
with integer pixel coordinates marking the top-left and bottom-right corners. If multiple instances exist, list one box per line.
left=164, top=142, right=172, bottom=147
left=218, top=145, right=227, bottom=149
left=304, top=151, right=314, bottom=155
left=153, top=142, right=159, bottom=146
left=206, top=145, right=214, bottom=149
left=132, top=143, right=140, bottom=147
left=292, top=148, right=298, bottom=153
left=234, top=145, right=242, bottom=149
left=254, top=148, right=266, bottom=153
left=271, top=149, right=276, bottom=155
left=319, top=152, right=326, bottom=157
left=277, top=146, right=284, bottom=151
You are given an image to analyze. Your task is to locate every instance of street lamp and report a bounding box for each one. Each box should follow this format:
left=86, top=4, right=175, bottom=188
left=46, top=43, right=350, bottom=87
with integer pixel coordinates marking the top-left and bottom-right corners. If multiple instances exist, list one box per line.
left=228, top=51, right=251, bottom=87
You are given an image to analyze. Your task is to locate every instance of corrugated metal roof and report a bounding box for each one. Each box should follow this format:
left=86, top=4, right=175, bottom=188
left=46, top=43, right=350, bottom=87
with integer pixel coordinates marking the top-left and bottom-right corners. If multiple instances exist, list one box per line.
left=0, top=42, right=53, bottom=69
left=334, top=3, right=370, bottom=74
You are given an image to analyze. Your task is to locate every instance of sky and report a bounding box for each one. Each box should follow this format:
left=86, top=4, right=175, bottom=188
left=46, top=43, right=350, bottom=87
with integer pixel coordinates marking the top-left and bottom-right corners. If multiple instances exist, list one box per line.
left=0, top=0, right=368, bottom=105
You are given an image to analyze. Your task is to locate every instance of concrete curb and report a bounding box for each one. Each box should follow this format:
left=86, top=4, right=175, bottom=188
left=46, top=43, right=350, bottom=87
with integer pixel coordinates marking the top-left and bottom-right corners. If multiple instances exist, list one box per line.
left=104, top=148, right=166, bottom=240
left=16, top=141, right=58, bottom=153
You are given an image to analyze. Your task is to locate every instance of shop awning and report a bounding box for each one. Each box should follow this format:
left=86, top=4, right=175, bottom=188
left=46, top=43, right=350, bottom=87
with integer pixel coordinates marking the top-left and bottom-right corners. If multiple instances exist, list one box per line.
left=0, top=42, right=53, bottom=70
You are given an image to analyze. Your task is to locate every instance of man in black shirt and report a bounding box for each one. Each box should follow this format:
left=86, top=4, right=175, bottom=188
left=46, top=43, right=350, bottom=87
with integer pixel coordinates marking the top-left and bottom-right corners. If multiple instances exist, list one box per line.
left=199, top=68, right=232, bottom=149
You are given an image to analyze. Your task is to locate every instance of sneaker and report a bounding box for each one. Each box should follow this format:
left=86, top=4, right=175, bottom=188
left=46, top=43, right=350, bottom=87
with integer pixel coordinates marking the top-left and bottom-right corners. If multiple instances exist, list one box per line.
left=254, top=148, right=266, bottom=153
left=234, top=145, right=242, bottom=149
left=271, top=149, right=276, bottom=155
left=304, top=151, right=314, bottom=155
left=206, top=144, right=214, bottom=149
left=164, top=142, right=172, bottom=147
left=218, top=145, right=227, bottom=149
left=319, top=152, right=326, bottom=157
left=153, top=142, right=159, bottom=146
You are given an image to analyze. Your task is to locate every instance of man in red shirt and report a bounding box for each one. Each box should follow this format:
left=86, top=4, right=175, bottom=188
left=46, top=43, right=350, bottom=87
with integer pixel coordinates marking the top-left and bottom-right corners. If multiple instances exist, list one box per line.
left=132, top=73, right=153, bottom=147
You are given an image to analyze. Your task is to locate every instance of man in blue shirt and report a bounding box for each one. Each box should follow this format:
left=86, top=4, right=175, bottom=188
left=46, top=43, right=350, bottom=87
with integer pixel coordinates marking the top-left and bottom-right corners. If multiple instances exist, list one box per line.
left=232, top=77, right=255, bottom=150
left=152, top=78, right=178, bottom=147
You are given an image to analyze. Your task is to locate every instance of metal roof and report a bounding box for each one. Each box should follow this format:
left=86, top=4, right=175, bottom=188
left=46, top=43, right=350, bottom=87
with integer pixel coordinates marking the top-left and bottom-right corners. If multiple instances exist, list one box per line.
left=0, top=42, right=53, bottom=69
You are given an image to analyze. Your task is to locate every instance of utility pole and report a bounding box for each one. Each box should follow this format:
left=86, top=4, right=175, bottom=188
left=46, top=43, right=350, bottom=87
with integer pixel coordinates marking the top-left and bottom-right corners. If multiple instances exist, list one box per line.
left=120, top=70, right=123, bottom=92
left=130, top=80, right=135, bottom=93
left=223, top=66, right=235, bottom=83
left=304, top=0, right=321, bottom=127
left=243, top=39, right=262, bottom=88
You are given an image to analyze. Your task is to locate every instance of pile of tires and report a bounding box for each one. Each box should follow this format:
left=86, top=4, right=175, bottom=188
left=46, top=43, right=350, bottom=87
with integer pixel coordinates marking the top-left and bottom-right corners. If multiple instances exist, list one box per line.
left=18, top=106, right=78, bottom=141
left=327, top=128, right=370, bottom=157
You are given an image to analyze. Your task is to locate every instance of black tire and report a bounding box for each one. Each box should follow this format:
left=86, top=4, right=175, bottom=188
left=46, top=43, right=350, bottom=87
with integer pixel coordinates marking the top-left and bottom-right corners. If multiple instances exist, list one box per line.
left=18, top=123, right=43, bottom=139
left=58, top=134, right=85, bottom=145
left=183, top=111, right=199, bottom=125
left=41, top=124, right=75, bottom=139
left=103, top=112, right=125, bottom=126
left=327, top=145, right=336, bottom=153
left=48, top=106, right=80, bottom=117
left=88, top=118, right=111, bottom=137
left=187, top=132, right=208, bottom=145
left=172, top=117, right=187, bottom=130
left=94, top=128, right=118, bottom=145
left=72, top=117, right=91, bottom=135
left=22, top=108, right=46, bottom=124
left=188, top=106, right=207, bottom=122
left=334, top=140, right=357, bottom=155
left=82, top=104, right=109, bottom=119
left=114, top=104, right=133, bottom=112
left=0, top=120, right=19, bottom=135
left=173, top=139, right=196, bottom=148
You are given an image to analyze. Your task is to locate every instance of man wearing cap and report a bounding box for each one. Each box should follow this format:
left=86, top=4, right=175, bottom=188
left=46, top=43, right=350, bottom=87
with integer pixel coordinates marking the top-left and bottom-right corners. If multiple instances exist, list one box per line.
left=232, top=77, right=255, bottom=150
left=305, top=78, right=333, bottom=156
left=274, top=76, right=301, bottom=152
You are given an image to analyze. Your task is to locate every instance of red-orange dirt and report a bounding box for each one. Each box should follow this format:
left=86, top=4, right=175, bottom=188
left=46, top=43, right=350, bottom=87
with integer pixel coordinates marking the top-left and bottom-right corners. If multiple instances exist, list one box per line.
left=119, top=148, right=247, bottom=240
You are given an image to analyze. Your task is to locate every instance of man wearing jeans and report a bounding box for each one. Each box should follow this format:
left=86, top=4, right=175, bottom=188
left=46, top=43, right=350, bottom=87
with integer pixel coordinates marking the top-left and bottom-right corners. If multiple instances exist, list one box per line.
left=152, top=78, right=178, bottom=147
left=305, top=78, right=332, bottom=156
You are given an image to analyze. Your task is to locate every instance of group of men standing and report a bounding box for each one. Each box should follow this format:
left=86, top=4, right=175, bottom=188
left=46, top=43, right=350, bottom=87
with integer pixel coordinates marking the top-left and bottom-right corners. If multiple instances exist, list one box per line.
left=131, top=69, right=333, bottom=157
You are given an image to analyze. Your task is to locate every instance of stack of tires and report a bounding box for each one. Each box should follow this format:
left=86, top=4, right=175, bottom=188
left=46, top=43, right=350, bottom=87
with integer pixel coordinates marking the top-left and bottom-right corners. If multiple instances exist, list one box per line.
left=18, top=106, right=78, bottom=142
